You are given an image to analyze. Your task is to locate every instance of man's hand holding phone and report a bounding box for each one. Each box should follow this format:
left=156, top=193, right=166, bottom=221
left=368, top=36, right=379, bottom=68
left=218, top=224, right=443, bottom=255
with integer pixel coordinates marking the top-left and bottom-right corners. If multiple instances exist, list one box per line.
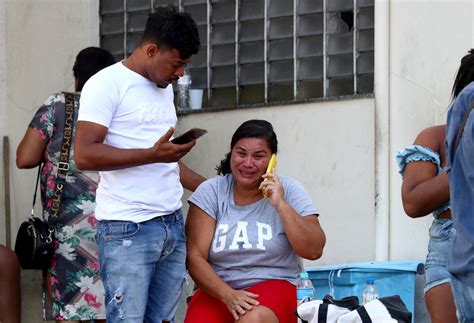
left=151, top=127, right=199, bottom=163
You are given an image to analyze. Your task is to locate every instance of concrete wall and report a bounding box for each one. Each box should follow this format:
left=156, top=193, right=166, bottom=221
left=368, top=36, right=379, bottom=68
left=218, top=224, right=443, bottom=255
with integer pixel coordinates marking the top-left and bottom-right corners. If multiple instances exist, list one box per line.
left=388, top=0, right=474, bottom=260
left=0, top=0, right=7, bottom=246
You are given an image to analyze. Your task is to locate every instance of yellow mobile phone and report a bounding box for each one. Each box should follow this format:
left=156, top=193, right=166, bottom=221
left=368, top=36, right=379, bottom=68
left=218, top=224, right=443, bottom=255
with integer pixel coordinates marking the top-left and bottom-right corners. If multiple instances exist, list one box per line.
left=266, top=153, right=277, bottom=174
left=263, top=154, right=277, bottom=197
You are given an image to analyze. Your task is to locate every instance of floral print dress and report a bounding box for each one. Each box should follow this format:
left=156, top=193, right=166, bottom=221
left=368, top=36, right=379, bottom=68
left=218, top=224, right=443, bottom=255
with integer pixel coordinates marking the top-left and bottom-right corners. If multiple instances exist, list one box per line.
left=29, top=93, right=105, bottom=320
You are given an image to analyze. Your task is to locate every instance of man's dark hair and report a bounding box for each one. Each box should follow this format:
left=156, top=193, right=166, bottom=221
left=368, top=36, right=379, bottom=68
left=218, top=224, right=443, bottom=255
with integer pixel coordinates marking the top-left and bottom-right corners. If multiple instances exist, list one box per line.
left=141, top=5, right=200, bottom=59
left=216, top=120, right=278, bottom=175
left=452, top=49, right=474, bottom=100
left=73, top=47, right=115, bottom=91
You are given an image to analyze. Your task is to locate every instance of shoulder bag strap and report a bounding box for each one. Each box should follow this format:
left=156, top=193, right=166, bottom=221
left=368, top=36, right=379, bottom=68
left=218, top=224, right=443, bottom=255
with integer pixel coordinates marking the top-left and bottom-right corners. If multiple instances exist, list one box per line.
left=317, top=303, right=329, bottom=323
left=31, top=164, right=42, bottom=219
left=356, top=306, right=373, bottom=323
left=49, top=92, right=76, bottom=221
left=322, top=294, right=360, bottom=310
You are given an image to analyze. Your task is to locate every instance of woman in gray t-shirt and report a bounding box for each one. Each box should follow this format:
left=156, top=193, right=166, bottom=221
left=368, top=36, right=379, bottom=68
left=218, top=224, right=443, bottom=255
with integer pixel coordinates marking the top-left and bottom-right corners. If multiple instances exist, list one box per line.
left=185, top=120, right=326, bottom=323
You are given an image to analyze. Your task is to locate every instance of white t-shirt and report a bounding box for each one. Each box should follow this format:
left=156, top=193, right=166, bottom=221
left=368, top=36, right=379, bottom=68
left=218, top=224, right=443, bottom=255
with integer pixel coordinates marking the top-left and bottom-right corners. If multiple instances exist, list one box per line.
left=78, top=61, right=183, bottom=222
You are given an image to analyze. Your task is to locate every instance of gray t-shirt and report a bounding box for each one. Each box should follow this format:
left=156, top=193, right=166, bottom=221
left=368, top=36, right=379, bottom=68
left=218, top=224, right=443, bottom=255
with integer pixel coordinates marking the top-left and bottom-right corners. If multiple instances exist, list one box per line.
left=188, top=174, right=319, bottom=289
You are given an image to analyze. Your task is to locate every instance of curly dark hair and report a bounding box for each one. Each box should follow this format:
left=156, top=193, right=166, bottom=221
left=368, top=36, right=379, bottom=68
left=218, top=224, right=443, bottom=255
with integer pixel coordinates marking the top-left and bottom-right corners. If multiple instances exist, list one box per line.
left=140, top=5, right=200, bottom=59
left=216, top=120, right=278, bottom=175
left=73, top=47, right=115, bottom=91
left=451, top=49, right=474, bottom=100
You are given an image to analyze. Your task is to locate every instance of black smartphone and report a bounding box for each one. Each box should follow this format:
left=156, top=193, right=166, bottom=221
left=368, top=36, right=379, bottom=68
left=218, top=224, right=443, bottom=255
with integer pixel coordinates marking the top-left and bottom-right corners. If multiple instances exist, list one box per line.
left=171, top=128, right=208, bottom=145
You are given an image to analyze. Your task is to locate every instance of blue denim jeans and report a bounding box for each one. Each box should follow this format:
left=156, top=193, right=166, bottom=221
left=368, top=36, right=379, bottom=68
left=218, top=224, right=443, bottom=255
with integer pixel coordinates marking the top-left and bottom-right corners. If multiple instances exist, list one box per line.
left=424, top=219, right=456, bottom=293
left=97, top=210, right=186, bottom=323
left=451, top=274, right=474, bottom=323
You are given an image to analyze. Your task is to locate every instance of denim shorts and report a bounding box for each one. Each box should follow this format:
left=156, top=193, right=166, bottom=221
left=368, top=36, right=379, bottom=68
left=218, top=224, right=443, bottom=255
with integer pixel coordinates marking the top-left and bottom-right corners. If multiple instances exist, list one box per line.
left=424, top=218, right=456, bottom=294
left=450, top=274, right=474, bottom=322
left=97, top=210, right=186, bottom=323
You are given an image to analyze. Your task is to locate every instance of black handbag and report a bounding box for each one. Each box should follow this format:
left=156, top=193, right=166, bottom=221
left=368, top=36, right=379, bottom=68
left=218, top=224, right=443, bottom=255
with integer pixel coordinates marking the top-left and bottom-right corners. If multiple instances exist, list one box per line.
left=14, top=92, right=76, bottom=270
left=14, top=166, right=55, bottom=269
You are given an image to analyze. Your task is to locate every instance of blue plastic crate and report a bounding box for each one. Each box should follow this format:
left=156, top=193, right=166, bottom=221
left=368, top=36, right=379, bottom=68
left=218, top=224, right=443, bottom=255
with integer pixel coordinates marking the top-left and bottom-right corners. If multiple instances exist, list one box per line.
left=306, top=261, right=425, bottom=323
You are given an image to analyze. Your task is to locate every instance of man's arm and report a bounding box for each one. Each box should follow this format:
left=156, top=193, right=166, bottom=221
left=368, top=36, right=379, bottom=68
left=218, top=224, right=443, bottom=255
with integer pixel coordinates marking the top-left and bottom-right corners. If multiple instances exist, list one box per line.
left=74, top=121, right=196, bottom=171
left=178, top=161, right=206, bottom=192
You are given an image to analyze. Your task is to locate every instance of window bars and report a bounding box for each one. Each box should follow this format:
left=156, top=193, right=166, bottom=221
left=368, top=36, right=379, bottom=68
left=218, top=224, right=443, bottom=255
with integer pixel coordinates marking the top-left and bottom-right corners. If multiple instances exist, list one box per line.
left=100, top=0, right=374, bottom=109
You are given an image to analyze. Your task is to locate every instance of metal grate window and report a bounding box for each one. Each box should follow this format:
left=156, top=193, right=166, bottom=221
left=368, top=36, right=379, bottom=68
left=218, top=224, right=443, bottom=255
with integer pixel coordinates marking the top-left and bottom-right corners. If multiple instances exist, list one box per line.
left=100, top=0, right=374, bottom=110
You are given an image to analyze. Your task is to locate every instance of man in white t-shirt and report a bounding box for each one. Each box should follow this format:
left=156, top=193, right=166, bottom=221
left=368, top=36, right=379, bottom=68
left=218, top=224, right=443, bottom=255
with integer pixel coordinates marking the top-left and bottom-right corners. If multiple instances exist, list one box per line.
left=74, top=6, right=204, bottom=323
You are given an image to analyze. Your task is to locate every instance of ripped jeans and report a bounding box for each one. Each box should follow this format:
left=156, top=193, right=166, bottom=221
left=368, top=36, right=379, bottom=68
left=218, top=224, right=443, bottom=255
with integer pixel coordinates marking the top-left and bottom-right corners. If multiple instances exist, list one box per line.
left=97, top=210, right=186, bottom=323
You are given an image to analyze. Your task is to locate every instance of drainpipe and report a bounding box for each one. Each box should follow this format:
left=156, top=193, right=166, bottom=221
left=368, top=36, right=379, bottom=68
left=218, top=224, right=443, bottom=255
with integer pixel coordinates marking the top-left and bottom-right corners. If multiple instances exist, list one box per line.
left=374, top=0, right=390, bottom=261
